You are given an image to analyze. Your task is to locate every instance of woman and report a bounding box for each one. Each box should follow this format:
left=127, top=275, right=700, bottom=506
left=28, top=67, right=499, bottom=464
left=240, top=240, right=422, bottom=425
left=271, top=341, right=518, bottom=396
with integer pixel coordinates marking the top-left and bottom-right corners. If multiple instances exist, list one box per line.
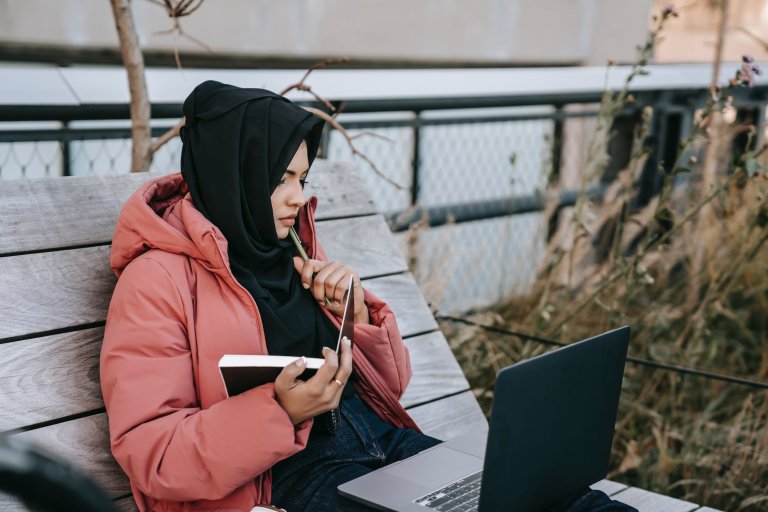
left=101, top=80, right=438, bottom=512
left=101, top=80, right=635, bottom=512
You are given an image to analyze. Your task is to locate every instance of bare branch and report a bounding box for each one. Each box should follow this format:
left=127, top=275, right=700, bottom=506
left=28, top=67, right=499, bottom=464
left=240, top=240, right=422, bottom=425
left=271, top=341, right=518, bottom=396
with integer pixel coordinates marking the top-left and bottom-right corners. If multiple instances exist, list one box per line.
left=150, top=117, right=186, bottom=155
left=279, top=57, right=350, bottom=98
left=179, top=0, right=205, bottom=16
left=730, top=25, right=768, bottom=53
left=303, top=106, right=407, bottom=190
left=111, top=0, right=153, bottom=172
left=350, top=131, right=395, bottom=142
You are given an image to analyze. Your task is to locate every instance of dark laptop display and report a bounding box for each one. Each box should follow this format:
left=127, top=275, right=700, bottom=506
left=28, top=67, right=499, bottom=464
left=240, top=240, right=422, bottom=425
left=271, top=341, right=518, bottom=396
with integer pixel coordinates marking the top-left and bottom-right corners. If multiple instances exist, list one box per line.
left=338, top=327, right=630, bottom=512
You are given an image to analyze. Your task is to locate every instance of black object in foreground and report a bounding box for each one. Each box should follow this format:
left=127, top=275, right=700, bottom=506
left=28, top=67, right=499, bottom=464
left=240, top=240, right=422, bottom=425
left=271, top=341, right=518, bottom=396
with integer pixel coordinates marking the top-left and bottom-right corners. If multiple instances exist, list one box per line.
left=0, top=434, right=118, bottom=512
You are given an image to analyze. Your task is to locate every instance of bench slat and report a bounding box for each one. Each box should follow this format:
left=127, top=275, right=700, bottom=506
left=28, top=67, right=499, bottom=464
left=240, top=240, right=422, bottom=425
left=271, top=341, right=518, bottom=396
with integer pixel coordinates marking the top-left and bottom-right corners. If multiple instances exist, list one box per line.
left=0, top=161, right=375, bottom=256
left=364, top=272, right=438, bottom=336
left=402, top=331, right=469, bottom=407
left=0, top=272, right=442, bottom=431
left=610, top=487, right=701, bottom=512
left=0, top=325, right=463, bottom=431
left=591, top=479, right=629, bottom=496
left=0, top=215, right=406, bottom=340
left=0, top=328, right=103, bottom=432
left=14, top=414, right=130, bottom=498
left=406, top=390, right=488, bottom=441
left=10, top=383, right=482, bottom=500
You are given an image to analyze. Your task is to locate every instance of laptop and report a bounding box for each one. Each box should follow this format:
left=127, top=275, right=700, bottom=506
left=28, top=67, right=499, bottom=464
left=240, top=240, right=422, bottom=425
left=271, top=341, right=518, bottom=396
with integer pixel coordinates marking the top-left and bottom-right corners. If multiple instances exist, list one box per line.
left=338, top=326, right=630, bottom=512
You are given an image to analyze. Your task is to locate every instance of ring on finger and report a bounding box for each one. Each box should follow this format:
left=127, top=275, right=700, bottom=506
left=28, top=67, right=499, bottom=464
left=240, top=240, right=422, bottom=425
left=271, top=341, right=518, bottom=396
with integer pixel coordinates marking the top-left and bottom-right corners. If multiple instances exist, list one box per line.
left=334, top=379, right=345, bottom=387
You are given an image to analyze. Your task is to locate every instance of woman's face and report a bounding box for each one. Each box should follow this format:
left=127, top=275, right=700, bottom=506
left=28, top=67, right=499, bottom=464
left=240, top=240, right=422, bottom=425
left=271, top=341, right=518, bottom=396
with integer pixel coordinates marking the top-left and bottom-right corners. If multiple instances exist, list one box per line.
left=271, top=141, right=309, bottom=239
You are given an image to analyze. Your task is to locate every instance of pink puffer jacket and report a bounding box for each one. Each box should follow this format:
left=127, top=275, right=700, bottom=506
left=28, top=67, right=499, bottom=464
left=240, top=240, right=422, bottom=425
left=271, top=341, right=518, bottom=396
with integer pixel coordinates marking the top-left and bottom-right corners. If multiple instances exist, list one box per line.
left=101, top=173, right=418, bottom=511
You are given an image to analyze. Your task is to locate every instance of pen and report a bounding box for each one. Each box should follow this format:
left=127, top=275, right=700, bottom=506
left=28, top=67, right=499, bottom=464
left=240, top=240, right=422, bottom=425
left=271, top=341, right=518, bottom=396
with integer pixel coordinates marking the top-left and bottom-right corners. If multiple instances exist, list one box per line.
left=290, top=227, right=331, bottom=306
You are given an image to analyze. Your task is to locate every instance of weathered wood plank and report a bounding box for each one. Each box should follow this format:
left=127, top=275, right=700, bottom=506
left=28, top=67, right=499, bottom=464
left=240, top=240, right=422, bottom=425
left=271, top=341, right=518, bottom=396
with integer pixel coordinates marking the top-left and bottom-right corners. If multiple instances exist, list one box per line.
left=0, top=496, right=24, bottom=512
left=0, top=324, right=460, bottom=432
left=13, top=414, right=129, bottom=498
left=0, top=215, right=405, bottom=340
left=401, top=331, right=469, bottom=408
left=319, top=214, right=407, bottom=278
left=0, top=328, right=103, bottom=432
left=591, top=479, right=628, bottom=496
left=0, top=160, right=374, bottom=256
left=0, top=246, right=114, bottom=340
left=610, top=487, right=701, bottom=512
left=8, top=391, right=483, bottom=500
left=364, top=272, right=438, bottom=337
left=406, top=391, right=488, bottom=441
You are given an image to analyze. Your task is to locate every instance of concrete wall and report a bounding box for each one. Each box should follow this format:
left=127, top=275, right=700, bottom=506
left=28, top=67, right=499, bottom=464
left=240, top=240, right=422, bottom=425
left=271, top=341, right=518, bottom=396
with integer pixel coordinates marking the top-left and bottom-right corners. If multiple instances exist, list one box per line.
left=0, top=0, right=653, bottom=66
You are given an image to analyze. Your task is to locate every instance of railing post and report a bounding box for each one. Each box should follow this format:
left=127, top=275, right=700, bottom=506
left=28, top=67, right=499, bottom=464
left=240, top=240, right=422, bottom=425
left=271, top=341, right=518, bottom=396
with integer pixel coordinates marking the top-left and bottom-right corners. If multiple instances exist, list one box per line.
left=550, top=104, right=564, bottom=185
left=407, top=110, right=423, bottom=272
left=61, top=121, right=71, bottom=177
left=410, top=110, right=422, bottom=207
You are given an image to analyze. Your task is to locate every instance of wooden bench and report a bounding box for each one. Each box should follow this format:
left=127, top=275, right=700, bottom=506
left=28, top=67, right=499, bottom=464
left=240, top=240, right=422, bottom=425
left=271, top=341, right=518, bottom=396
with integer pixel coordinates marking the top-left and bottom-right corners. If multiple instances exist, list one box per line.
left=0, top=162, right=718, bottom=512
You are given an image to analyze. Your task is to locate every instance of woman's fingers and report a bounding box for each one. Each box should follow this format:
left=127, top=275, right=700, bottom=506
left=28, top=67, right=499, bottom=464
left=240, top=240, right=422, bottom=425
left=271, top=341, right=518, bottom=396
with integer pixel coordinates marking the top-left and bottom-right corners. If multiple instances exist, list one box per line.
left=311, top=346, right=339, bottom=390
left=325, top=267, right=349, bottom=306
left=334, top=336, right=353, bottom=385
left=311, top=261, right=340, bottom=304
left=293, top=259, right=364, bottom=318
left=275, top=356, right=307, bottom=393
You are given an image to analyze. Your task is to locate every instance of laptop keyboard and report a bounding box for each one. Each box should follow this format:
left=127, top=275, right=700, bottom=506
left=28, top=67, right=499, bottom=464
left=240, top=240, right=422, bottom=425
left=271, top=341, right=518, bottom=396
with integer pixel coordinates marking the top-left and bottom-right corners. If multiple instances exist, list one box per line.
left=413, top=470, right=482, bottom=511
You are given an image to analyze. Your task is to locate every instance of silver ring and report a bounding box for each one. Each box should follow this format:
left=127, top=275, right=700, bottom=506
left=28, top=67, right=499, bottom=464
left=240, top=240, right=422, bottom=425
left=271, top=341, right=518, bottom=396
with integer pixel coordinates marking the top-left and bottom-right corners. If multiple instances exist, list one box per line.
left=334, top=379, right=345, bottom=387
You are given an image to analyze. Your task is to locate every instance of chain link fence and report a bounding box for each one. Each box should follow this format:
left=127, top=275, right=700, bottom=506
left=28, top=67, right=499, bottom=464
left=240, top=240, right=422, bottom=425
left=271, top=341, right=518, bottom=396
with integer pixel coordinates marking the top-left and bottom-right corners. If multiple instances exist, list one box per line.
left=0, top=108, right=601, bottom=314
left=0, top=104, right=635, bottom=314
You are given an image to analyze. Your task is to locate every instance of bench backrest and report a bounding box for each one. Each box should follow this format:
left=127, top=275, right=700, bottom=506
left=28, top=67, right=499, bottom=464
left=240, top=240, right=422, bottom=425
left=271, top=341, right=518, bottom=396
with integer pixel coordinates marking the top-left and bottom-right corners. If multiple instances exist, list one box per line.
left=0, top=161, right=486, bottom=510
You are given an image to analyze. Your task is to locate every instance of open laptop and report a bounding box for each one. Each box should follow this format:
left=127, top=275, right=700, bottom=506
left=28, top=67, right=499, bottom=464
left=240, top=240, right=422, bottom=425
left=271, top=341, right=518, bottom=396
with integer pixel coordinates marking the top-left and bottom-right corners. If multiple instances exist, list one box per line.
left=338, top=326, right=630, bottom=512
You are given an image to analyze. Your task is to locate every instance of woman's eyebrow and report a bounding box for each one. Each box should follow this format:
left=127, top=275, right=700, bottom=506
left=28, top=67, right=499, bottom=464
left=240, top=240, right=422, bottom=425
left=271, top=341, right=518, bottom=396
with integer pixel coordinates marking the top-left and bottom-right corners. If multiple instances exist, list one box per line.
left=285, top=169, right=310, bottom=176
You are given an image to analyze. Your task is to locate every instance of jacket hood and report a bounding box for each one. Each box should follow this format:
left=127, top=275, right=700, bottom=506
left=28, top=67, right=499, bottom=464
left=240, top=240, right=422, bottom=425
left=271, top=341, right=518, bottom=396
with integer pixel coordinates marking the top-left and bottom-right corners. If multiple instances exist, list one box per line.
left=110, top=173, right=217, bottom=276
left=110, top=173, right=319, bottom=278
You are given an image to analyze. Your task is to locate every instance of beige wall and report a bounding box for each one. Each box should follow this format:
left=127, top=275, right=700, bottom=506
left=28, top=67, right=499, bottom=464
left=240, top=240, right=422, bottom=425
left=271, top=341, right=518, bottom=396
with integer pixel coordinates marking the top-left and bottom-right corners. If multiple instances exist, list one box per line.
left=653, top=0, right=768, bottom=63
left=0, top=0, right=653, bottom=66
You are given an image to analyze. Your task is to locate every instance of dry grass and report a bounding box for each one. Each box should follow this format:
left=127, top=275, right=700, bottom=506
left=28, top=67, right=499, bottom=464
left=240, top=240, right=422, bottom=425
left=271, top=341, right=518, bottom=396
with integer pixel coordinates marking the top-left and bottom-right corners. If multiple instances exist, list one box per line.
left=428, top=8, right=768, bottom=508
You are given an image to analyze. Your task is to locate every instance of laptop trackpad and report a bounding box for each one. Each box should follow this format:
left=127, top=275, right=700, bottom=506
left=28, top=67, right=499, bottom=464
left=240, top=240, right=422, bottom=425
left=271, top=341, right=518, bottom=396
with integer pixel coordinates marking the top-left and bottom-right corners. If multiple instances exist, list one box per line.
left=383, top=446, right=483, bottom=489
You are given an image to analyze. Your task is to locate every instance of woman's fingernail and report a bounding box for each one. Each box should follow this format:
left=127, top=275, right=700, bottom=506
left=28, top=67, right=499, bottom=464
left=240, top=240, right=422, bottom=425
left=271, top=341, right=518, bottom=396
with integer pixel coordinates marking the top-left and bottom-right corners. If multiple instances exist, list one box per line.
left=297, top=356, right=306, bottom=367
left=333, top=301, right=340, bottom=307
left=303, top=282, right=310, bottom=289
left=343, top=336, right=351, bottom=346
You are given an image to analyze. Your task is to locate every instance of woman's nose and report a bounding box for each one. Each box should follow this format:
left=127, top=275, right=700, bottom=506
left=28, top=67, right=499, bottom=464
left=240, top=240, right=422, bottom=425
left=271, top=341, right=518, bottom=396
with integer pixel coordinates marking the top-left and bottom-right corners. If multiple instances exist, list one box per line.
left=288, top=182, right=306, bottom=207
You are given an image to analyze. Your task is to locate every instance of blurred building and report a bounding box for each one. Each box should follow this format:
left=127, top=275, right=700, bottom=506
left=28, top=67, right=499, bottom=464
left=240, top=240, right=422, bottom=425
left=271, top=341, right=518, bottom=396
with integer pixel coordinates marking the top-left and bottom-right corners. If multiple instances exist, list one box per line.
left=0, top=0, right=653, bottom=68
left=654, top=0, right=768, bottom=63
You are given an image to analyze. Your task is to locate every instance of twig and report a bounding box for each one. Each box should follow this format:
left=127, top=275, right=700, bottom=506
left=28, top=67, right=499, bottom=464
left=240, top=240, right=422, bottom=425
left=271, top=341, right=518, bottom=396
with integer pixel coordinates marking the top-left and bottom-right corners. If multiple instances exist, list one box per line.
left=279, top=57, right=350, bottom=98
left=146, top=0, right=213, bottom=70
left=150, top=117, right=186, bottom=155
left=350, top=131, right=395, bottom=142
left=730, top=25, right=768, bottom=53
left=303, top=106, right=407, bottom=190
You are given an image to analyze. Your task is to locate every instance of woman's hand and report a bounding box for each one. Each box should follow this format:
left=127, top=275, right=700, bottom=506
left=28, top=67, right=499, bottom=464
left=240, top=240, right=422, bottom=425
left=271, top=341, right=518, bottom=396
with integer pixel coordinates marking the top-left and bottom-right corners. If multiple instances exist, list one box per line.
left=274, top=336, right=353, bottom=425
left=293, top=257, right=369, bottom=324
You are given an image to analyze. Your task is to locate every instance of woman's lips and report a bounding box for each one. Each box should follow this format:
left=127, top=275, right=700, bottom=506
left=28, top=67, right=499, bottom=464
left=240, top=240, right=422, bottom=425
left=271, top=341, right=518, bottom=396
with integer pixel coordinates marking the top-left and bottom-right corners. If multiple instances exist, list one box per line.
left=280, top=217, right=296, bottom=226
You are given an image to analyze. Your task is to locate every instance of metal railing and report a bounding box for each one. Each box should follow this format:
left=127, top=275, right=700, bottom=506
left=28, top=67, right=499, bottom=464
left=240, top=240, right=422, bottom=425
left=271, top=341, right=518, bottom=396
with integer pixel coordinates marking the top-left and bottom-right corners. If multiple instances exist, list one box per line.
left=2, top=80, right=766, bottom=312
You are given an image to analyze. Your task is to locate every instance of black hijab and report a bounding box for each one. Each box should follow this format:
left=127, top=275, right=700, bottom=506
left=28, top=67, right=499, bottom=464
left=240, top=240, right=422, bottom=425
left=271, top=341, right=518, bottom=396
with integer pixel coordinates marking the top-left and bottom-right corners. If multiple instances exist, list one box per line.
left=180, top=80, right=337, bottom=357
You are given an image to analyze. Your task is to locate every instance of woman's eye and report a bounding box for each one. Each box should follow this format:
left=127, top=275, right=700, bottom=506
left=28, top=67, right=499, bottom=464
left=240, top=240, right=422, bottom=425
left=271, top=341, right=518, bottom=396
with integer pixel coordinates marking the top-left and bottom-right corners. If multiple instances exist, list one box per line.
left=300, top=179, right=309, bottom=188
left=278, top=178, right=287, bottom=186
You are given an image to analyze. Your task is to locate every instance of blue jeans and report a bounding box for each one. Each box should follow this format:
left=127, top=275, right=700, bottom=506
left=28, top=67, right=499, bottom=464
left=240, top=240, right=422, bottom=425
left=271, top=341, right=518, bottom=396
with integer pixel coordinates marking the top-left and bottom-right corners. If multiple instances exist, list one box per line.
left=270, top=393, right=637, bottom=512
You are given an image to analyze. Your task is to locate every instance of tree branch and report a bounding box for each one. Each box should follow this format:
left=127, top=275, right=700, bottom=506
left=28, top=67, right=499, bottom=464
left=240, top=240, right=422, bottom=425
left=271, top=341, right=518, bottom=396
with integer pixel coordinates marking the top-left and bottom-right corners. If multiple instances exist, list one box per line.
left=302, top=106, right=407, bottom=190
left=111, top=0, right=153, bottom=172
left=150, top=117, right=186, bottom=155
